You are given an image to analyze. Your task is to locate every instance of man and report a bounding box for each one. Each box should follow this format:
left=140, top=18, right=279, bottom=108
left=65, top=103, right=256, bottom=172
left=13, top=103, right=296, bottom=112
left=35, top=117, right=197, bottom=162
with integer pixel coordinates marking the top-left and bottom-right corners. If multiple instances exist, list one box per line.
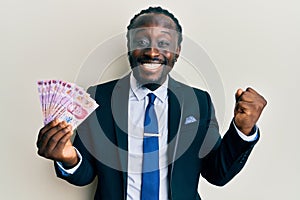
left=37, top=7, right=267, bottom=200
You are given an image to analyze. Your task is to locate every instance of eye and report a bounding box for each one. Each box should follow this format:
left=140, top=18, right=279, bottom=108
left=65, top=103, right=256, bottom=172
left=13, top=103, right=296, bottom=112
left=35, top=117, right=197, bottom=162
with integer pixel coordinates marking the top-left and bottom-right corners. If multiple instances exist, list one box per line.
left=135, top=39, right=150, bottom=48
left=158, top=40, right=170, bottom=48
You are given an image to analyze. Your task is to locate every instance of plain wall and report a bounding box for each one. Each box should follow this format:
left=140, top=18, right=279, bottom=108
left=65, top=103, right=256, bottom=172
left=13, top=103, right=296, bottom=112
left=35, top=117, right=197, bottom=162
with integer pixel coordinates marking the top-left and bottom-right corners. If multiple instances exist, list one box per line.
left=1, top=0, right=299, bottom=199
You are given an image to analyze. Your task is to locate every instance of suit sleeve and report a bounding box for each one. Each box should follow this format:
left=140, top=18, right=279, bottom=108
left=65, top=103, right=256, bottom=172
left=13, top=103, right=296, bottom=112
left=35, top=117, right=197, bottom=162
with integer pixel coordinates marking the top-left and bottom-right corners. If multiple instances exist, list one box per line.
left=200, top=92, right=259, bottom=186
left=54, top=86, right=98, bottom=186
left=54, top=126, right=97, bottom=186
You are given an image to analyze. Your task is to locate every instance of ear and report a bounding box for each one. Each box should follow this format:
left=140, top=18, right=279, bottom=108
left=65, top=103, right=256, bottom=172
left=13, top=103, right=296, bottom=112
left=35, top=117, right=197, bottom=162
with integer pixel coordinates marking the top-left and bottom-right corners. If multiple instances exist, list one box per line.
left=175, top=45, right=181, bottom=60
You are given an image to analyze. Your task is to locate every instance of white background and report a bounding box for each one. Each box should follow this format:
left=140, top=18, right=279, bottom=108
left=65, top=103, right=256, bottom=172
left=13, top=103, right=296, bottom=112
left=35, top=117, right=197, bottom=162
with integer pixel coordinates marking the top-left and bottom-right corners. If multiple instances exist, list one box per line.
left=1, top=0, right=299, bottom=199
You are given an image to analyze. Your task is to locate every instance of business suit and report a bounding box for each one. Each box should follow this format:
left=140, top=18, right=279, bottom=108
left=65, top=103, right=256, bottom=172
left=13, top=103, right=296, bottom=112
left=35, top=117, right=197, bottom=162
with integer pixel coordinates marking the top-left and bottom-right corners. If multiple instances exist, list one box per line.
left=55, top=74, right=259, bottom=200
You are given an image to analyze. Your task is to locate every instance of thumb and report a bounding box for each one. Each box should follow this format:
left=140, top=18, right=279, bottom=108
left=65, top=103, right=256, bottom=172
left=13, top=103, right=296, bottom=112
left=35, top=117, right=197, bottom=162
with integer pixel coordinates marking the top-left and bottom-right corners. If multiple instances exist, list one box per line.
left=235, top=88, right=244, bottom=102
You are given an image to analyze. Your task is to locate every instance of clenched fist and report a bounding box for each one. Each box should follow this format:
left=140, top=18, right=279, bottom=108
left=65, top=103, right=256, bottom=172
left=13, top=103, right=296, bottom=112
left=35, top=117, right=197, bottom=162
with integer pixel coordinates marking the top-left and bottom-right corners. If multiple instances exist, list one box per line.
left=234, top=87, right=267, bottom=135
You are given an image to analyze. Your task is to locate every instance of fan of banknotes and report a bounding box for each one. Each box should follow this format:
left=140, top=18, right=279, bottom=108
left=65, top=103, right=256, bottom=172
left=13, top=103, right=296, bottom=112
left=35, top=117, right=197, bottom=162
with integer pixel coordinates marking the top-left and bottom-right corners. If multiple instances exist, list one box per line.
left=37, top=80, right=99, bottom=130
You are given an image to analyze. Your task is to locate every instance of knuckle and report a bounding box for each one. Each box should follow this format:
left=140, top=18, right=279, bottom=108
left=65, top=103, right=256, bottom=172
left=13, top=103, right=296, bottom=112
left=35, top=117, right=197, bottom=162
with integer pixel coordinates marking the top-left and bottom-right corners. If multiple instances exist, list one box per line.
left=253, top=103, right=259, bottom=110
left=49, top=137, right=59, bottom=145
left=62, top=127, right=70, bottom=134
left=256, top=102, right=265, bottom=111
left=57, top=122, right=67, bottom=130
left=37, top=149, right=42, bottom=156
left=38, top=148, right=56, bottom=160
left=57, top=139, right=64, bottom=145
left=43, top=151, right=51, bottom=159
left=38, top=127, right=46, bottom=137
left=43, top=132, right=51, bottom=141
left=49, top=119, right=58, bottom=126
left=38, top=149, right=45, bottom=157
left=57, top=139, right=66, bottom=147
left=57, top=123, right=63, bottom=130
left=263, top=98, right=267, bottom=106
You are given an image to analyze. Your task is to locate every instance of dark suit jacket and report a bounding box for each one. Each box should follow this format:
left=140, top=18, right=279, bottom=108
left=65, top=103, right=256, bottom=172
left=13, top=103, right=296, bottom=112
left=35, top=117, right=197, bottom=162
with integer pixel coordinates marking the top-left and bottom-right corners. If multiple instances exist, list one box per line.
left=55, top=75, right=259, bottom=200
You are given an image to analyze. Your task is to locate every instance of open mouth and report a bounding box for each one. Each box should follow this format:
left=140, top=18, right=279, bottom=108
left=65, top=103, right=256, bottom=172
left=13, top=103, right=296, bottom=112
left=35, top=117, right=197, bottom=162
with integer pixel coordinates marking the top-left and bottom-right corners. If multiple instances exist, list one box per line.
left=141, top=63, right=163, bottom=70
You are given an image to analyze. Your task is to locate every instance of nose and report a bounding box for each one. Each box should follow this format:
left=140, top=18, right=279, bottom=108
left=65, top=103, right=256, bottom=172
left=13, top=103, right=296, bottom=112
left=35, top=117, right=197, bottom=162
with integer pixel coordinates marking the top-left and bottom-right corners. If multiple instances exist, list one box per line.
left=144, top=47, right=160, bottom=58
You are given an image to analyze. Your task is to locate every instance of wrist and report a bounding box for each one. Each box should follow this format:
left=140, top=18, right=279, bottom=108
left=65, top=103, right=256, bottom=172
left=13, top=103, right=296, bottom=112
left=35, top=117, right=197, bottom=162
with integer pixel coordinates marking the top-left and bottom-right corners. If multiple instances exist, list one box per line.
left=233, top=119, right=255, bottom=136
left=239, top=128, right=253, bottom=136
left=62, top=152, right=79, bottom=169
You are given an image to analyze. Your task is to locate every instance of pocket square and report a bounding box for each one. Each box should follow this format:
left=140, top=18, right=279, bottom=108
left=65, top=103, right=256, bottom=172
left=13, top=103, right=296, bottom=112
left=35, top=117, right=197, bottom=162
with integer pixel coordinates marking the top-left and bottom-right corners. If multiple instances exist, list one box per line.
left=184, top=115, right=197, bottom=124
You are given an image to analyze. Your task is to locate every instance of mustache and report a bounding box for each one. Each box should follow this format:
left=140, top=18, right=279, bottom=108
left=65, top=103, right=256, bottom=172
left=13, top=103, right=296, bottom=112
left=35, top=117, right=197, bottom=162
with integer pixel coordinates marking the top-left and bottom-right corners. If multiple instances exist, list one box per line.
left=137, top=57, right=166, bottom=64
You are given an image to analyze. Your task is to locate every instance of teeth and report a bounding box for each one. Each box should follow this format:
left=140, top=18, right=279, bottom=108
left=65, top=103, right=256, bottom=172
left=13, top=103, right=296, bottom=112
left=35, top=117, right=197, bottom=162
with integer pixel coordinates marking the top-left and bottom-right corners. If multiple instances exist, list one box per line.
left=142, top=63, right=162, bottom=69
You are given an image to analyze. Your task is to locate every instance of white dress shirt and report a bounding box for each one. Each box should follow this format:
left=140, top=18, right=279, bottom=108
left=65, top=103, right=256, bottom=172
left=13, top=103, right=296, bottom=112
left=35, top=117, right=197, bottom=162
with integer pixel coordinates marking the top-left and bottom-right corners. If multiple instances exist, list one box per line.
left=127, top=74, right=169, bottom=200
left=57, top=73, right=258, bottom=199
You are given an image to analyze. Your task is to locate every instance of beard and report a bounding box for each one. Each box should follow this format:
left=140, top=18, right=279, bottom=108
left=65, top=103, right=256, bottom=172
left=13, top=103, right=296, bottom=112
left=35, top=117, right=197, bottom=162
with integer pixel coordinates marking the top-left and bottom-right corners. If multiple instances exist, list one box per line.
left=131, top=66, right=169, bottom=90
left=128, top=53, right=175, bottom=90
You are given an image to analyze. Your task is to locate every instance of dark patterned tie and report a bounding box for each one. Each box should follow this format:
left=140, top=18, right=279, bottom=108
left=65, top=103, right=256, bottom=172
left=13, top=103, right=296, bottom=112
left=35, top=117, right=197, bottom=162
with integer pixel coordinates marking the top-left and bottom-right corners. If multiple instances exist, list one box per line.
left=141, top=93, right=159, bottom=200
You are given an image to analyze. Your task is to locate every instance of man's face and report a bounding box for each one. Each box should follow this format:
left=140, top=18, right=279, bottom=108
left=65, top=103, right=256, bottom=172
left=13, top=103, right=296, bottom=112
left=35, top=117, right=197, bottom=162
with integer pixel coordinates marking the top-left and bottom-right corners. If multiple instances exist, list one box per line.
left=128, top=14, right=181, bottom=86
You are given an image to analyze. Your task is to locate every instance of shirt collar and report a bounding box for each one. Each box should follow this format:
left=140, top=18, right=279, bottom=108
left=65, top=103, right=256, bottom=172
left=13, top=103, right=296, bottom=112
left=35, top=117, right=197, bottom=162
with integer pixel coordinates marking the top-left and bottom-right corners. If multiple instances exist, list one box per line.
left=130, top=73, right=168, bottom=103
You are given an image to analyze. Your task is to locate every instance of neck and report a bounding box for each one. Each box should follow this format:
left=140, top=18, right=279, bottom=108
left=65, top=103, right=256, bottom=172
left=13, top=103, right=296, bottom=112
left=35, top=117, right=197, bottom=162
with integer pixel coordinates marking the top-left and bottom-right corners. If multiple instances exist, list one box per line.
left=142, top=83, right=162, bottom=91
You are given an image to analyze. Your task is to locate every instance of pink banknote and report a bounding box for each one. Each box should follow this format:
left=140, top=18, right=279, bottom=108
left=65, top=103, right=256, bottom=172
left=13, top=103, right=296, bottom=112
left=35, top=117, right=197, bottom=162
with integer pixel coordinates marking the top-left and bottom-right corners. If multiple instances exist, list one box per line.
left=37, top=80, right=99, bottom=130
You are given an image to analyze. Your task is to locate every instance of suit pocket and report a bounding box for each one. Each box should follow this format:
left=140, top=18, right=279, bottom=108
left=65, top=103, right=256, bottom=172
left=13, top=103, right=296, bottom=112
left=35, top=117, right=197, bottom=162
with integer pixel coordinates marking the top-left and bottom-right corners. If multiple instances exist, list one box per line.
left=180, top=121, right=199, bottom=133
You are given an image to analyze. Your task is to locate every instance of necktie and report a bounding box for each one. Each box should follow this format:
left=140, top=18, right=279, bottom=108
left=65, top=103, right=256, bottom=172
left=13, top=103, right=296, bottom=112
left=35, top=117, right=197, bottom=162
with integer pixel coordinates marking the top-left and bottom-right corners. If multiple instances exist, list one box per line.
left=141, top=93, right=159, bottom=200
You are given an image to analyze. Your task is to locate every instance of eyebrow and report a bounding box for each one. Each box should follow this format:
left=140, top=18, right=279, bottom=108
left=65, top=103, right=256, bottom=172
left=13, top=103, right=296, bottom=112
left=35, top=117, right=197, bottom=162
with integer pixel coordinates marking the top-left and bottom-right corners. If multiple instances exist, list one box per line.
left=132, top=28, right=174, bottom=36
left=161, top=30, right=172, bottom=36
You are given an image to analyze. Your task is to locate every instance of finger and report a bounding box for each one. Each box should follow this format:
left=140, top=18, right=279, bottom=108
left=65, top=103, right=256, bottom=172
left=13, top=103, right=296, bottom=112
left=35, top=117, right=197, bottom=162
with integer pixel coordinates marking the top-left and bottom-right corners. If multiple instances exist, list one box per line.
left=54, top=128, right=74, bottom=152
left=245, top=87, right=265, bottom=102
left=246, top=87, right=259, bottom=95
left=236, top=89, right=260, bottom=103
left=235, top=88, right=244, bottom=102
left=38, top=121, right=69, bottom=150
left=235, top=101, right=254, bottom=115
left=247, top=87, right=268, bottom=107
left=45, top=124, right=72, bottom=153
left=37, top=119, right=60, bottom=141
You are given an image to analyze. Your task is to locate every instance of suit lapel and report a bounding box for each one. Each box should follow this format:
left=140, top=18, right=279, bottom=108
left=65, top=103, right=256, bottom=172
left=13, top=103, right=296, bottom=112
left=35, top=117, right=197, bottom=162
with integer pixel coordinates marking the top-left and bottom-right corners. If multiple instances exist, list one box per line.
left=167, top=78, right=182, bottom=145
left=111, top=75, right=130, bottom=198
left=112, top=76, right=129, bottom=151
left=167, top=77, right=184, bottom=196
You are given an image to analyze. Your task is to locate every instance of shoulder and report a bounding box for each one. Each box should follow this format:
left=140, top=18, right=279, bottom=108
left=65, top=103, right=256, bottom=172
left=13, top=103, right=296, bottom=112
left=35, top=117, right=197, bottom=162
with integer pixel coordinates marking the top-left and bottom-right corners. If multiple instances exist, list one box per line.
left=87, top=74, right=130, bottom=96
left=85, top=79, right=120, bottom=106
left=87, top=79, right=118, bottom=93
left=170, top=77, right=211, bottom=103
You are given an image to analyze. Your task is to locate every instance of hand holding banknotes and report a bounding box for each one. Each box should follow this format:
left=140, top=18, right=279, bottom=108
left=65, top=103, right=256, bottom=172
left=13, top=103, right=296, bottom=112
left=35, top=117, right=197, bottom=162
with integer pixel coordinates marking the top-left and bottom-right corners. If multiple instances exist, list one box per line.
left=37, top=119, right=79, bottom=168
left=36, top=80, right=98, bottom=167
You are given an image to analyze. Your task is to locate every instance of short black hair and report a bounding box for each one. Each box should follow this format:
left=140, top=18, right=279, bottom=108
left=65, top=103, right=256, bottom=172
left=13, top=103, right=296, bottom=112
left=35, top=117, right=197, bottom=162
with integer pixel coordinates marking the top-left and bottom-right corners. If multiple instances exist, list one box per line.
left=126, top=6, right=183, bottom=45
